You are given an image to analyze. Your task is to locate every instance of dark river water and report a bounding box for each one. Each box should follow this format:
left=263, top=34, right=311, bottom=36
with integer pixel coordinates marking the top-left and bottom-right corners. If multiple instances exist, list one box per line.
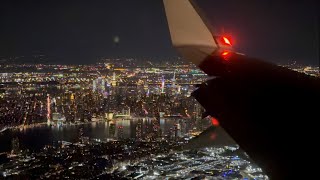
left=0, top=117, right=237, bottom=157
left=0, top=118, right=204, bottom=153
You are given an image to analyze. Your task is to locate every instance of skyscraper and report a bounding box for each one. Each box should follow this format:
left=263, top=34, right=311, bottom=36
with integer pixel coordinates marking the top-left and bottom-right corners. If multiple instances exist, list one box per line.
left=92, top=77, right=106, bottom=93
left=111, top=72, right=117, bottom=87
left=161, top=76, right=165, bottom=94
left=93, top=80, right=97, bottom=92
left=171, top=71, right=176, bottom=89
left=47, top=94, right=51, bottom=124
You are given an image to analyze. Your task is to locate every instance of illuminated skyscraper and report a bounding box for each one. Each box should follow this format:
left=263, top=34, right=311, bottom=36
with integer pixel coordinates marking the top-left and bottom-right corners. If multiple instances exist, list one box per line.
left=146, top=89, right=150, bottom=97
left=70, top=93, right=75, bottom=101
left=111, top=72, right=117, bottom=86
left=171, top=71, right=176, bottom=88
left=47, top=94, right=51, bottom=124
left=177, top=85, right=181, bottom=94
left=161, top=76, right=165, bottom=94
left=101, top=79, right=105, bottom=90
left=170, top=71, right=181, bottom=95
left=143, top=82, right=149, bottom=97
left=52, top=97, right=57, bottom=113
left=93, top=80, right=97, bottom=92
left=92, top=77, right=106, bottom=93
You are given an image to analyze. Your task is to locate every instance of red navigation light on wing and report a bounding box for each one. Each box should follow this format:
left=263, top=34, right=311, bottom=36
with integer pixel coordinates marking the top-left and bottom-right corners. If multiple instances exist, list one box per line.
left=221, top=51, right=230, bottom=57
left=222, top=36, right=232, bottom=46
left=221, top=50, right=232, bottom=61
left=211, top=117, right=220, bottom=126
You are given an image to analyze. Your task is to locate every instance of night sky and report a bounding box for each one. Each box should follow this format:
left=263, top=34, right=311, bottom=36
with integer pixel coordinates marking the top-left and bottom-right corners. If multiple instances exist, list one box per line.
left=0, top=0, right=319, bottom=65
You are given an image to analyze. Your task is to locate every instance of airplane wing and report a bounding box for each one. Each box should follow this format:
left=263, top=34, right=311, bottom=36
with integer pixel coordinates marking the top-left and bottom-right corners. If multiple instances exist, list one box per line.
left=163, top=0, right=320, bottom=179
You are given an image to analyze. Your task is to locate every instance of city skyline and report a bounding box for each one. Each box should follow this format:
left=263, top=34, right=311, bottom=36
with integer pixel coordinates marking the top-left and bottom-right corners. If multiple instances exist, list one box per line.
left=0, top=58, right=269, bottom=179
left=1, top=0, right=319, bottom=179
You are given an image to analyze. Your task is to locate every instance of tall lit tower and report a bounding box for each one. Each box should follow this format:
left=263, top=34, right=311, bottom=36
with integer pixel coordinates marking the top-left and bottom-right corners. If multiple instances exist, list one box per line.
left=93, top=79, right=97, bottom=92
left=172, top=71, right=179, bottom=95
left=70, top=93, right=75, bottom=105
left=171, top=71, right=176, bottom=88
left=161, top=76, right=165, bottom=94
left=52, top=97, right=57, bottom=113
left=111, top=72, right=117, bottom=86
left=47, top=94, right=51, bottom=124
left=142, top=81, right=149, bottom=97
left=146, top=89, right=150, bottom=97
left=101, top=78, right=106, bottom=91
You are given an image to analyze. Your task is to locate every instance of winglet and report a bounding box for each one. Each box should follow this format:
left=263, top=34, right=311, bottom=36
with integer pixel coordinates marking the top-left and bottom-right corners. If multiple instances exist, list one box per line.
left=163, top=0, right=219, bottom=66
